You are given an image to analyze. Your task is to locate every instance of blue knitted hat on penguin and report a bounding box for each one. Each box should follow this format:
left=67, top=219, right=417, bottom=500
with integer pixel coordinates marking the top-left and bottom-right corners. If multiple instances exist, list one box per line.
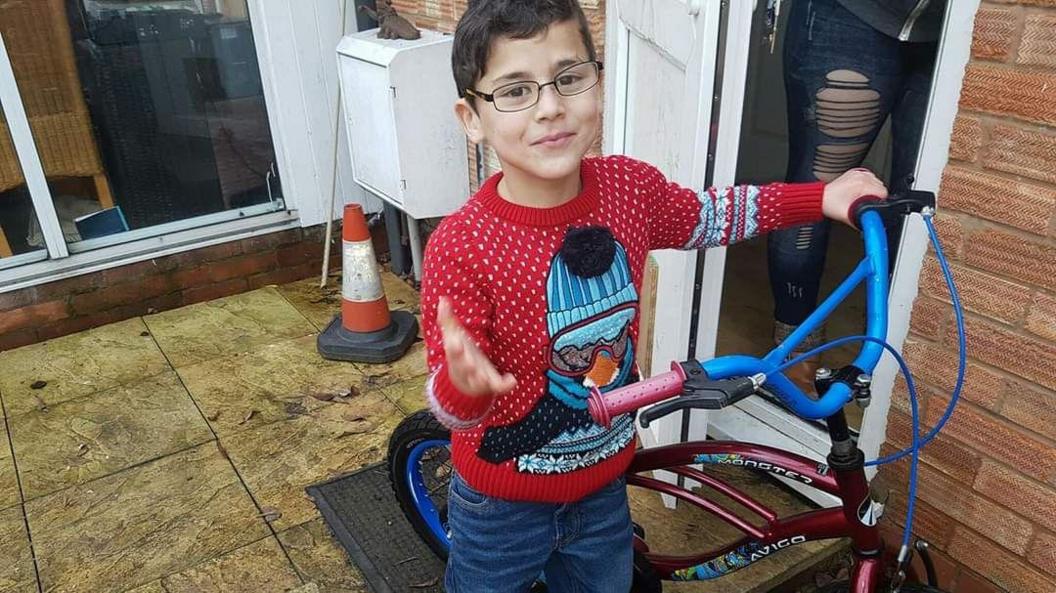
left=546, top=232, right=636, bottom=337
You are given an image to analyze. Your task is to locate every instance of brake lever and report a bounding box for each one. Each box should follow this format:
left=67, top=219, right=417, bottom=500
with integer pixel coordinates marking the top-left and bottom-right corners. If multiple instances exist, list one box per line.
left=639, top=392, right=720, bottom=429
left=638, top=374, right=764, bottom=429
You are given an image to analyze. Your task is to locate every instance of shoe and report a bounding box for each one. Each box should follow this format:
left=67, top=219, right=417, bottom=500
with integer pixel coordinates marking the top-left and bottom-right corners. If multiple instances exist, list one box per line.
left=773, top=320, right=825, bottom=395
left=784, top=355, right=821, bottom=395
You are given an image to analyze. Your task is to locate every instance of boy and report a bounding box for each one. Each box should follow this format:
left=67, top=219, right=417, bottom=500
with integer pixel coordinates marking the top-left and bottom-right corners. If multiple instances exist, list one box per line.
left=421, top=1, right=887, bottom=591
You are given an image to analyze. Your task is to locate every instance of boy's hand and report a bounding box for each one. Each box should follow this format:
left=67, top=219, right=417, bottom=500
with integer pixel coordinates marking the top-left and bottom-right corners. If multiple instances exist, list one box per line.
left=438, top=297, right=517, bottom=397
left=822, top=168, right=888, bottom=227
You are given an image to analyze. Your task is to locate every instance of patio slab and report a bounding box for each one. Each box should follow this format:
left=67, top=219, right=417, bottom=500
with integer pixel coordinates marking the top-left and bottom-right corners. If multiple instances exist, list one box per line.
left=0, top=505, right=36, bottom=593
left=124, top=582, right=167, bottom=593
left=273, top=274, right=341, bottom=332
left=220, top=391, right=404, bottom=531
left=144, top=288, right=315, bottom=368
left=0, top=259, right=851, bottom=593
left=0, top=318, right=169, bottom=417
left=26, top=442, right=269, bottom=593
left=382, top=274, right=421, bottom=311
left=382, top=375, right=428, bottom=416
left=177, top=334, right=368, bottom=437
left=355, top=341, right=428, bottom=388
left=278, top=519, right=369, bottom=593
left=10, top=371, right=212, bottom=501
left=127, top=536, right=302, bottom=593
left=0, top=423, right=18, bottom=511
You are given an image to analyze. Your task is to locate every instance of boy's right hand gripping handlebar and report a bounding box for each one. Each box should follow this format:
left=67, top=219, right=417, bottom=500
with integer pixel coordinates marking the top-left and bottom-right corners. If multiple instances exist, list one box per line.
left=588, top=189, right=936, bottom=427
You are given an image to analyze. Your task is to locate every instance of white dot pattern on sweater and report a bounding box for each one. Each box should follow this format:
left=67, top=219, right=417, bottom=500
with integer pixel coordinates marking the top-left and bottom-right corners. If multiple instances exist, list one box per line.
left=419, top=155, right=824, bottom=502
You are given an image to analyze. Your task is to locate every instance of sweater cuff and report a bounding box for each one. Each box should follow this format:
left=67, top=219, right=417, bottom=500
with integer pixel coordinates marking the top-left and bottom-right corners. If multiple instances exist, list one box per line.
left=773, top=181, right=826, bottom=229
left=426, top=366, right=494, bottom=430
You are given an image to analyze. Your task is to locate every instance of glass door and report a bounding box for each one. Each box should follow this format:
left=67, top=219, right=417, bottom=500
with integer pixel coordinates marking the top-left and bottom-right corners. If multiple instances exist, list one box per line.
left=0, top=0, right=283, bottom=269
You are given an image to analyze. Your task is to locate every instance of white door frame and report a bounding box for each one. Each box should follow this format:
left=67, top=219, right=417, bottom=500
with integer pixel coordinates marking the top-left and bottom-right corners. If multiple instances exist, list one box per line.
left=701, top=0, right=982, bottom=501
left=688, top=0, right=756, bottom=444
left=603, top=0, right=724, bottom=454
left=857, top=0, right=982, bottom=478
left=247, top=0, right=380, bottom=228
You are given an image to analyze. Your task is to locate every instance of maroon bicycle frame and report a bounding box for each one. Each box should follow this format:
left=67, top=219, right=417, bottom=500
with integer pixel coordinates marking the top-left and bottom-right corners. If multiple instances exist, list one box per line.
left=626, top=436, right=883, bottom=593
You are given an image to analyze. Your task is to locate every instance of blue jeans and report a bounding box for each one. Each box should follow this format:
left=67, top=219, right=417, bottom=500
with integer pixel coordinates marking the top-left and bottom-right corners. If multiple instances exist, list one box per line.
left=444, top=473, right=633, bottom=593
left=768, top=0, right=938, bottom=330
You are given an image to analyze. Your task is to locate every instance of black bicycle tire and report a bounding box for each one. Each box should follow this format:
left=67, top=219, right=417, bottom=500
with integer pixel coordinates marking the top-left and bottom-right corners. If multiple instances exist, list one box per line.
left=387, top=409, right=453, bottom=560
left=632, top=549, right=663, bottom=593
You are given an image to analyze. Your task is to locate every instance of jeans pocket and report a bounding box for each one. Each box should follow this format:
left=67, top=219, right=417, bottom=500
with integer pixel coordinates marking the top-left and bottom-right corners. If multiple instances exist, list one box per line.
left=449, top=473, right=489, bottom=510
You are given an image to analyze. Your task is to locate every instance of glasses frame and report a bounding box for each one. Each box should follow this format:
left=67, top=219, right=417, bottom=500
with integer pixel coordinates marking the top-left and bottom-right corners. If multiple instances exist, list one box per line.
left=466, top=61, right=604, bottom=113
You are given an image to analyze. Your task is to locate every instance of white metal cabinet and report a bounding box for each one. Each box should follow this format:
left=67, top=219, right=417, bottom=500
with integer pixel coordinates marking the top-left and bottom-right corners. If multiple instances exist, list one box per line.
left=337, top=28, right=469, bottom=220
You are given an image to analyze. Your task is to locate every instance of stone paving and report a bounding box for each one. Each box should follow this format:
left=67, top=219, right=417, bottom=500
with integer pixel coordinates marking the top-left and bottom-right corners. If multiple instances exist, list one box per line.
left=0, top=269, right=839, bottom=592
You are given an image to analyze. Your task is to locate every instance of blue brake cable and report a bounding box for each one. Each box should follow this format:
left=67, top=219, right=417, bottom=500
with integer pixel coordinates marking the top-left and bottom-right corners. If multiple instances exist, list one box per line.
left=770, top=211, right=967, bottom=567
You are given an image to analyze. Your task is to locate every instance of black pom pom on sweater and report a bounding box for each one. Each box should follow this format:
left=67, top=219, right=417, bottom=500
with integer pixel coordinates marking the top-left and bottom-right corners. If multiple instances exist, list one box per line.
left=559, top=226, right=616, bottom=278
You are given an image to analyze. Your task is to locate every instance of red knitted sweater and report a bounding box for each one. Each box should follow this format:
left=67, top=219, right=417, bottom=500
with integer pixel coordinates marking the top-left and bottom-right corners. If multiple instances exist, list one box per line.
left=421, top=155, right=824, bottom=503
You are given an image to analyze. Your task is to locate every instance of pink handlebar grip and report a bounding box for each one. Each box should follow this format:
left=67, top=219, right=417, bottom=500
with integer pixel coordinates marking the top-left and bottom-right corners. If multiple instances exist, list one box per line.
left=587, top=363, right=688, bottom=427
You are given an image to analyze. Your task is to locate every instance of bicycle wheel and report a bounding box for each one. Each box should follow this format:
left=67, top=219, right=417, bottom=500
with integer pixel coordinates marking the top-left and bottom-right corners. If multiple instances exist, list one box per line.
left=817, top=581, right=949, bottom=593
left=387, top=410, right=453, bottom=559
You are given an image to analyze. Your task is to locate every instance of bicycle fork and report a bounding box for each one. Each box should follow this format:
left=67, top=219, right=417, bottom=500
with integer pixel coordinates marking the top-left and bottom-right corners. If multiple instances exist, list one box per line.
left=823, top=405, right=882, bottom=590
left=818, top=365, right=945, bottom=593
left=824, top=407, right=884, bottom=593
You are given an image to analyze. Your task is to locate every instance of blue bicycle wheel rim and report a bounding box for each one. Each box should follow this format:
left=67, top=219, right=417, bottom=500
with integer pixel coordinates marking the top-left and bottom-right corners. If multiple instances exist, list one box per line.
left=406, top=438, right=452, bottom=550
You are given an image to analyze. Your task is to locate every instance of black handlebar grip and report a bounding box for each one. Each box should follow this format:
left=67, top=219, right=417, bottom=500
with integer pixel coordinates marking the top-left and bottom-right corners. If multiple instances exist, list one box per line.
left=848, top=195, right=885, bottom=229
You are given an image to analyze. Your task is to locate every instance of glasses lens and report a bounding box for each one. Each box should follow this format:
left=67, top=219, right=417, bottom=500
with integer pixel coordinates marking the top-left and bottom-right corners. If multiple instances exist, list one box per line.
left=493, top=82, right=539, bottom=112
left=555, top=62, right=599, bottom=96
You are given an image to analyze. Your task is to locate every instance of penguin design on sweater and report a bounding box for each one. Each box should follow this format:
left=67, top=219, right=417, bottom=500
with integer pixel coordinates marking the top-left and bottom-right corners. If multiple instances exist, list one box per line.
left=478, top=226, right=638, bottom=474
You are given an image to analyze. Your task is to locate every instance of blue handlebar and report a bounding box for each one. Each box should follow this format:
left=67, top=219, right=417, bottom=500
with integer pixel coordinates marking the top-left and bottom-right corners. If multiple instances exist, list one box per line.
left=698, top=211, right=889, bottom=419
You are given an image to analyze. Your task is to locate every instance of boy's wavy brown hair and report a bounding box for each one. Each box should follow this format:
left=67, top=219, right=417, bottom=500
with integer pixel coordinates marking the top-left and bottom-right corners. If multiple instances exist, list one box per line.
left=452, top=0, right=597, bottom=103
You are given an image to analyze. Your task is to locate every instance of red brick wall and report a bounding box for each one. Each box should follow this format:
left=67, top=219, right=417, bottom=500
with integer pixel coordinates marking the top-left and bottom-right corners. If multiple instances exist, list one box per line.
left=879, top=3, right=1056, bottom=593
left=389, top=1, right=605, bottom=51
left=0, top=226, right=343, bottom=352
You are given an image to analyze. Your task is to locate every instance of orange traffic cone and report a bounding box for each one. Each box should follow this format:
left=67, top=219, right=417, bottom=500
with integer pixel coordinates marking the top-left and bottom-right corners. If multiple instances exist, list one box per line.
left=317, top=204, right=417, bottom=363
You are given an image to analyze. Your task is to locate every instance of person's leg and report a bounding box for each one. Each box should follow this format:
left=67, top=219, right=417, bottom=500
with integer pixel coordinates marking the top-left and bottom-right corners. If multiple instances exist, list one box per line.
left=768, top=0, right=904, bottom=386
left=885, top=40, right=939, bottom=266
left=542, top=476, right=634, bottom=593
left=445, top=472, right=553, bottom=593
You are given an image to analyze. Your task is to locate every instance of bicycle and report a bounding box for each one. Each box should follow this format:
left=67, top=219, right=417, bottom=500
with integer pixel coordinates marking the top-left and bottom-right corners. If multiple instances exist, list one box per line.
left=388, top=190, right=965, bottom=593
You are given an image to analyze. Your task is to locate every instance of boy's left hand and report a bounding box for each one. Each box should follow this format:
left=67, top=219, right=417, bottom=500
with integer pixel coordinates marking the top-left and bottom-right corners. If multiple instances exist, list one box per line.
left=822, top=168, right=888, bottom=227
